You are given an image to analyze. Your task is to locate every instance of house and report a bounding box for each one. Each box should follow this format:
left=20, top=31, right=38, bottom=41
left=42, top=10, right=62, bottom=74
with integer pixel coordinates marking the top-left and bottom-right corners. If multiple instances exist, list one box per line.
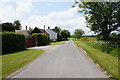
left=39, top=29, right=49, bottom=35
left=15, top=30, right=36, bottom=48
left=15, top=30, right=29, bottom=37
left=30, top=27, right=49, bottom=35
left=45, top=27, right=58, bottom=40
left=15, top=27, right=49, bottom=48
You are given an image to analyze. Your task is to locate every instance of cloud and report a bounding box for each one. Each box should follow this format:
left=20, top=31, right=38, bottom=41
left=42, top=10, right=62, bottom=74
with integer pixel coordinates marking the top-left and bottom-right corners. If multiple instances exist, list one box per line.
left=47, top=3, right=54, bottom=7
left=1, top=0, right=75, bottom=2
left=21, top=6, right=93, bottom=35
left=0, top=1, right=32, bottom=22
left=15, top=1, right=32, bottom=17
left=22, top=7, right=79, bottom=27
left=0, top=1, right=93, bottom=35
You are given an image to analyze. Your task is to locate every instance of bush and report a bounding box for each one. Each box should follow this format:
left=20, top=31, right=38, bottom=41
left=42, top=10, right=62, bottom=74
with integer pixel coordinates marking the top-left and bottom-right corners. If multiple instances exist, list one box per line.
left=2, top=32, right=25, bottom=54
left=32, top=33, right=50, bottom=46
left=2, top=22, right=15, bottom=32
left=80, top=39, right=119, bottom=57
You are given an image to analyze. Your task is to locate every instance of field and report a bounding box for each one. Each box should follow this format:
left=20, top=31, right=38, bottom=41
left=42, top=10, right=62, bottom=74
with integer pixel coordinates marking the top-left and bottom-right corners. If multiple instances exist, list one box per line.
left=80, top=37, right=120, bottom=57
left=73, top=38, right=119, bottom=79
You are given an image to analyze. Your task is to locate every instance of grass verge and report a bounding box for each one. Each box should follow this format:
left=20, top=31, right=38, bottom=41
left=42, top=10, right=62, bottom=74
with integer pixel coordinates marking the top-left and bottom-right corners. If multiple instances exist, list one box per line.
left=73, top=40, right=118, bottom=79
left=2, top=49, right=44, bottom=78
left=50, top=41, right=66, bottom=45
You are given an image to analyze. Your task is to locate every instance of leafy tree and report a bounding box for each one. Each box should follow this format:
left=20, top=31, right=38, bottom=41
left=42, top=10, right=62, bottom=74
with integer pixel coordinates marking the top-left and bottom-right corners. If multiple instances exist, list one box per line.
left=53, top=26, right=62, bottom=41
left=60, top=30, right=70, bottom=40
left=30, top=27, right=41, bottom=35
left=74, top=29, right=84, bottom=39
left=74, top=1, right=120, bottom=39
left=53, top=26, right=61, bottom=33
left=13, top=20, right=21, bottom=30
left=27, top=27, right=33, bottom=34
left=2, top=22, right=15, bottom=32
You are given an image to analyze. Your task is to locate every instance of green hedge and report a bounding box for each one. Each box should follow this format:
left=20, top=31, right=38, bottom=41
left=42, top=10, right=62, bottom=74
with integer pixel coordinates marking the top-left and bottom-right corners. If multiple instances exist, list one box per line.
left=2, top=22, right=15, bottom=32
left=32, top=33, right=50, bottom=46
left=2, top=32, right=25, bottom=54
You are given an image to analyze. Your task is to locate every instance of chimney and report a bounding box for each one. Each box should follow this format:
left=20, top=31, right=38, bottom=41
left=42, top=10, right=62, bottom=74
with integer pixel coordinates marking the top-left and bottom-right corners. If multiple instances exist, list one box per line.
left=44, top=25, right=45, bottom=33
left=26, top=26, right=27, bottom=30
left=48, top=26, right=50, bottom=29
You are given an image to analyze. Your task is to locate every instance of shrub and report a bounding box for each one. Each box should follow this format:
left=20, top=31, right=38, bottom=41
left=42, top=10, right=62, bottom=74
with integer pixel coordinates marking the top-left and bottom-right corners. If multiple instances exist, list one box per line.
left=2, top=22, right=15, bottom=32
left=32, top=33, right=50, bottom=46
left=2, top=32, right=25, bottom=54
left=80, top=39, right=119, bottom=57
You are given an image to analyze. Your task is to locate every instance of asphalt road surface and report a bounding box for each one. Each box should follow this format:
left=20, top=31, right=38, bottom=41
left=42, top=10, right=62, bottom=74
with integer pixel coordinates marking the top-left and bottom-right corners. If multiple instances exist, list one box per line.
left=9, top=40, right=108, bottom=78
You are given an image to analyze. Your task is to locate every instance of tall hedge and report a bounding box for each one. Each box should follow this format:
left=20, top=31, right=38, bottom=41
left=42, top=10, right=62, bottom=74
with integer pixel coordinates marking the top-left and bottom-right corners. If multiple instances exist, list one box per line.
left=32, top=33, right=50, bottom=46
left=2, top=22, right=15, bottom=32
left=2, top=32, right=25, bottom=54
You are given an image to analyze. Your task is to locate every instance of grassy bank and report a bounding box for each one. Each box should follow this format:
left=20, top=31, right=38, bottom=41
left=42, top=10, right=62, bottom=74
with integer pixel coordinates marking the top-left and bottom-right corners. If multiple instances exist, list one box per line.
left=73, top=39, right=118, bottom=79
left=50, top=41, right=66, bottom=45
left=2, top=49, right=44, bottom=78
left=80, top=38, right=119, bottom=57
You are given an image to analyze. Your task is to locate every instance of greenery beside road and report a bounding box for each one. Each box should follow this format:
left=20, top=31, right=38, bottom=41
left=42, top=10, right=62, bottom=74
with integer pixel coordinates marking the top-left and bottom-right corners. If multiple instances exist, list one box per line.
left=2, top=32, right=25, bottom=55
left=2, top=49, right=44, bottom=79
left=32, top=33, right=50, bottom=46
left=50, top=41, right=66, bottom=45
left=74, top=2, right=120, bottom=39
left=73, top=39, right=118, bottom=79
left=80, top=38, right=120, bottom=58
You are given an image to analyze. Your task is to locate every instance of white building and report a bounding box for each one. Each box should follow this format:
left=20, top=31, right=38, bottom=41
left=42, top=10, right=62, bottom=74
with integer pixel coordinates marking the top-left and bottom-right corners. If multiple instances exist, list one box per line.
left=15, top=30, right=29, bottom=37
left=46, top=27, right=58, bottom=40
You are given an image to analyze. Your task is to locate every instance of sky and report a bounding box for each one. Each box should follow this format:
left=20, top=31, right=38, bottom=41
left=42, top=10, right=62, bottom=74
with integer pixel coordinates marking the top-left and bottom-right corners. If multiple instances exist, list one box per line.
left=0, top=0, right=94, bottom=35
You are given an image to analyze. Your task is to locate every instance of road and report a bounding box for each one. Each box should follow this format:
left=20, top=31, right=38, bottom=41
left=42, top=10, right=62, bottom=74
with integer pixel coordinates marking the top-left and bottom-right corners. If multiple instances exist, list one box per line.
left=9, top=40, right=108, bottom=78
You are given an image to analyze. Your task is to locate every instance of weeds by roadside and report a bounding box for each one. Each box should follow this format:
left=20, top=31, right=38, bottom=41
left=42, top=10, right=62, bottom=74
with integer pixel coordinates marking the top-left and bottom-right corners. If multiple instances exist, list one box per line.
left=73, top=39, right=118, bottom=79
left=79, top=38, right=120, bottom=58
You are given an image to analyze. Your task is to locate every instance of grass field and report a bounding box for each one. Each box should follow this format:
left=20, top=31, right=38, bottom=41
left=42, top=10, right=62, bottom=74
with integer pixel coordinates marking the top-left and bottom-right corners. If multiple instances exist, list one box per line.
left=50, top=41, right=66, bottom=45
left=80, top=37, right=119, bottom=58
left=73, top=39, right=118, bottom=79
left=2, top=49, right=44, bottom=79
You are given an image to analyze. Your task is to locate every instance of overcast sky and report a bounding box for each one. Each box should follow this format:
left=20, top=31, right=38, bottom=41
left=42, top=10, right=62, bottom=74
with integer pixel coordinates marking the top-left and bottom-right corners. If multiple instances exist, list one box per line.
left=0, top=0, right=94, bottom=35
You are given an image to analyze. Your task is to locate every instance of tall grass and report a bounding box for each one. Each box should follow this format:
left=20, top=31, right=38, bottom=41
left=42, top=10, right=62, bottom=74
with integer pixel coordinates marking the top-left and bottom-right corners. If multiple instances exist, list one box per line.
left=73, top=39, right=118, bottom=79
left=80, top=38, right=120, bottom=58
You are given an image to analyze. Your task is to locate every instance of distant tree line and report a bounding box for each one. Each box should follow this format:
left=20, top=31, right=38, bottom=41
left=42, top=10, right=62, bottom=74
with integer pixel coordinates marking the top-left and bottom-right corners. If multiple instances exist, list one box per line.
left=53, top=26, right=71, bottom=41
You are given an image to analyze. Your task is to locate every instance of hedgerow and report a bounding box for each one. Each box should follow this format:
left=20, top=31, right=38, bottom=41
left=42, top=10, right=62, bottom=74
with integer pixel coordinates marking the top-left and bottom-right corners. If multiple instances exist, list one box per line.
left=32, top=33, right=50, bottom=46
left=2, top=32, right=25, bottom=54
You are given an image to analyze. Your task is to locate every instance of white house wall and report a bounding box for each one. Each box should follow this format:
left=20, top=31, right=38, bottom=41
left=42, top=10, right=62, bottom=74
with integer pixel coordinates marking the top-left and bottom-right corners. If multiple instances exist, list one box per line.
left=46, top=29, right=57, bottom=40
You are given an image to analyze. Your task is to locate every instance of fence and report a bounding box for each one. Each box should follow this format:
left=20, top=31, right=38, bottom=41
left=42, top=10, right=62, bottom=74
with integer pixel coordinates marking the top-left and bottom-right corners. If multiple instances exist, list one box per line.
left=26, top=36, right=36, bottom=48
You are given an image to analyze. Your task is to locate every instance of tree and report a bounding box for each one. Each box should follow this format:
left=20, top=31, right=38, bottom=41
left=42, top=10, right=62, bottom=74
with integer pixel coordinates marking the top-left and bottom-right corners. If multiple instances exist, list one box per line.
left=74, top=29, right=84, bottom=39
left=60, top=30, right=70, bottom=40
left=13, top=20, right=21, bottom=30
left=27, top=27, right=33, bottom=34
left=30, top=27, right=41, bottom=35
left=53, top=26, right=61, bottom=33
left=74, top=1, right=120, bottom=39
left=2, top=22, right=15, bottom=32
left=53, top=26, right=62, bottom=41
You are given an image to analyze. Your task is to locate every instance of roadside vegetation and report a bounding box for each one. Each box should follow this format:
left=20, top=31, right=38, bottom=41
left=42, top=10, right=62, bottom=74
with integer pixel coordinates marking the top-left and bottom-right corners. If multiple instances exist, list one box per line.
left=50, top=41, right=66, bottom=45
left=72, top=2, right=120, bottom=79
left=80, top=37, right=120, bottom=58
left=2, top=32, right=25, bottom=55
left=73, top=38, right=119, bottom=79
left=2, top=49, right=44, bottom=79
